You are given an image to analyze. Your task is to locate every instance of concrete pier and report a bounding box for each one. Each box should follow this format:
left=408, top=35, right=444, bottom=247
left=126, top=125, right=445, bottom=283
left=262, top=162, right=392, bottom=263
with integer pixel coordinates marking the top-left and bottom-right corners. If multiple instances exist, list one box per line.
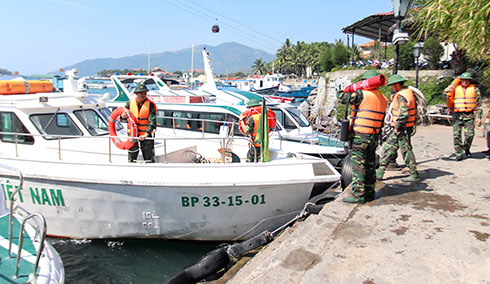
left=226, top=125, right=490, bottom=284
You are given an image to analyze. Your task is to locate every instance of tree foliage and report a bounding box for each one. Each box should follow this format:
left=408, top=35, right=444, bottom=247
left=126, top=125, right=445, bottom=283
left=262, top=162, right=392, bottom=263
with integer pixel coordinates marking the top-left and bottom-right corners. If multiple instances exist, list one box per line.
left=251, top=58, right=267, bottom=75
left=398, top=40, right=415, bottom=70
left=422, top=36, right=444, bottom=69
left=413, top=0, right=490, bottom=62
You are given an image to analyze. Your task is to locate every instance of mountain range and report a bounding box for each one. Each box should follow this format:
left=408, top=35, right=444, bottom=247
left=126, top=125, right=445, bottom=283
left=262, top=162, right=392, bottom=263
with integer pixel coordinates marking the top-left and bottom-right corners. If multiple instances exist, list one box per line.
left=60, top=42, right=275, bottom=77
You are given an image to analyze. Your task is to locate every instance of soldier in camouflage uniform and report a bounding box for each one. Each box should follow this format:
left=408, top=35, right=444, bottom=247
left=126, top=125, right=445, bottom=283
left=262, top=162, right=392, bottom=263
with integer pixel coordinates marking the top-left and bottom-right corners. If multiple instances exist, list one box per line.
left=445, top=72, right=483, bottom=160
left=338, top=70, right=388, bottom=204
left=376, top=74, right=419, bottom=182
left=122, top=83, right=157, bottom=163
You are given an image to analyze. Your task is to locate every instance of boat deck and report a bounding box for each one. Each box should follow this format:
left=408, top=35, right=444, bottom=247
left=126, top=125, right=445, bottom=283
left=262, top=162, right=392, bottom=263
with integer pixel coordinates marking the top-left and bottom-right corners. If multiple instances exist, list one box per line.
left=0, top=214, right=38, bottom=283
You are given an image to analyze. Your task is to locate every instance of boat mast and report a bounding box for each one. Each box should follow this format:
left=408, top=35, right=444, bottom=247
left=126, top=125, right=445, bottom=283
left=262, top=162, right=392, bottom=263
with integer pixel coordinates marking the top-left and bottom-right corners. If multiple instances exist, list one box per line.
left=191, top=43, right=194, bottom=81
left=147, top=40, right=151, bottom=75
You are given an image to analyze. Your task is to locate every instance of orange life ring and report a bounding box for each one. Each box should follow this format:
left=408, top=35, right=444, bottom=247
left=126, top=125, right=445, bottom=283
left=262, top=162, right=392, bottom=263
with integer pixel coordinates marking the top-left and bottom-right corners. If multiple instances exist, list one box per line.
left=108, top=107, right=138, bottom=150
left=238, top=106, right=277, bottom=135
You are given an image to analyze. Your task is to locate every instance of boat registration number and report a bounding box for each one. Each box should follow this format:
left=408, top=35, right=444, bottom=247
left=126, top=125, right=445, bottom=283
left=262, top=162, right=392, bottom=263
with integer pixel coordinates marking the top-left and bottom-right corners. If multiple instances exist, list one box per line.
left=181, top=194, right=266, bottom=208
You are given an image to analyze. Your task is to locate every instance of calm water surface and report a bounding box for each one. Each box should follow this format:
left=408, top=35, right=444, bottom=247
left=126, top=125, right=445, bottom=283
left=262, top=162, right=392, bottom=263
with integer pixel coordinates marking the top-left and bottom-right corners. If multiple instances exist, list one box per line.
left=49, top=238, right=218, bottom=284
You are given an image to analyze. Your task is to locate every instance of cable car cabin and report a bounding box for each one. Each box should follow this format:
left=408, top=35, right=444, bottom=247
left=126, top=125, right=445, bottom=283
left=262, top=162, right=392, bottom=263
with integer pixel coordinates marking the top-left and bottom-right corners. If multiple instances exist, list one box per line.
left=212, top=25, right=220, bottom=33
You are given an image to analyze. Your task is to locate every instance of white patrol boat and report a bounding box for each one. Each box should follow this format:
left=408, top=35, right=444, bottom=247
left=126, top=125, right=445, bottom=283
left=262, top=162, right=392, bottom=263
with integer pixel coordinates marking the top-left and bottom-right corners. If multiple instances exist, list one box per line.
left=107, top=49, right=346, bottom=166
left=0, top=164, right=64, bottom=284
left=0, top=71, right=340, bottom=241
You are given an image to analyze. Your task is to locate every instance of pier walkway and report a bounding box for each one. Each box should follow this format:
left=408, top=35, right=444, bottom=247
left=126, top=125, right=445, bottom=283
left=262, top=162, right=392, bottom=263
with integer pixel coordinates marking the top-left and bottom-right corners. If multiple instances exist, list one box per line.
left=226, top=125, right=490, bottom=284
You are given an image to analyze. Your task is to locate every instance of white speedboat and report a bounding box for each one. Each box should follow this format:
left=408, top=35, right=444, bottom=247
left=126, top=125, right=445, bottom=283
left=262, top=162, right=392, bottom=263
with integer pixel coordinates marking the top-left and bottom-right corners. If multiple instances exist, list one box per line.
left=0, top=164, right=64, bottom=284
left=0, top=72, right=340, bottom=241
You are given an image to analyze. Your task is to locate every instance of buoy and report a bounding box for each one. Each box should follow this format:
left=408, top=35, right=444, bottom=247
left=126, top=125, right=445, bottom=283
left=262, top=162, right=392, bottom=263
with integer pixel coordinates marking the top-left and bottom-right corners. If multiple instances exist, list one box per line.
left=343, top=74, right=386, bottom=93
left=108, top=107, right=138, bottom=150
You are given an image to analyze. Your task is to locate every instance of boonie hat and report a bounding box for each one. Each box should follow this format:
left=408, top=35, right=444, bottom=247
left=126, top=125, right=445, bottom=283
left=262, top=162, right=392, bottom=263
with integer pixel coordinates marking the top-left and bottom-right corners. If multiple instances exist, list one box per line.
left=387, top=74, right=408, bottom=85
left=133, top=83, right=149, bottom=93
left=460, top=72, right=473, bottom=80
left=361, top=70, right=380, bottom=80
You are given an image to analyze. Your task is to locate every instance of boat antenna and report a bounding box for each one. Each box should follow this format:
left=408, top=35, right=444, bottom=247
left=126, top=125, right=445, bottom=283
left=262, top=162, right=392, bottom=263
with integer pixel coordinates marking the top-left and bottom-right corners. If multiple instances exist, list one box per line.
left=191, top=43, right=194, bottom=81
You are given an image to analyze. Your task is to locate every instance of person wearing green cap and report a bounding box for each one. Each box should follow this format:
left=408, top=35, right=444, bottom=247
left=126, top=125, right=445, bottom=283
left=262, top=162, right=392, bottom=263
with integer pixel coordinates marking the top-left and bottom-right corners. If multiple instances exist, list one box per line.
left=121, top=83, right=157, bottom=162
left=445, top=72, right=483, bottom=160
left=337, top=70, right=388, bottom=203
left=376, top=74, right=419, bottom=182
left=241, top=99, right=263, bottom=162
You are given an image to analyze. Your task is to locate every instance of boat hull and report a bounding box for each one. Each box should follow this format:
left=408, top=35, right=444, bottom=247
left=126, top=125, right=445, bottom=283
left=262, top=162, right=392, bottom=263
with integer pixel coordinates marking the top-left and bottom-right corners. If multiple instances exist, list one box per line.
left=0, top=158, right=339, bottom=241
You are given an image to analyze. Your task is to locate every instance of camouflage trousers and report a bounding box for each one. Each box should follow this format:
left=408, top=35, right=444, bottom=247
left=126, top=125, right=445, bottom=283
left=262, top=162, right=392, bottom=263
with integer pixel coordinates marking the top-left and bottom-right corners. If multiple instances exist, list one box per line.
left=247, top=145, right=261, bottom=162
left=379, top=128, right=418, bottom=175
left=128, top=138, right=155, bottom=163
left=452, top=112, right=475, bottom=156
left=350, top=132, right=378, bottom=199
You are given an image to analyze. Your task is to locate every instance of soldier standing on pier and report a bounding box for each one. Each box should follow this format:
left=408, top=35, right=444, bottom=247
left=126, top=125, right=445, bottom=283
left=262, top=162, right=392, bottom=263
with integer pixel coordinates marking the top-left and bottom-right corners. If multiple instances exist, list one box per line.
left=338, top=70, right=388, bottom=204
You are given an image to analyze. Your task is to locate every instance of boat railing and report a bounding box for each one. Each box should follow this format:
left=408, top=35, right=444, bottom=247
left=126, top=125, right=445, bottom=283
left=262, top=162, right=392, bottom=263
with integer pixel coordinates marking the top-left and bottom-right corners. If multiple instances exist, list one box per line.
left=0, top=163, right=47, bottom=282
left=0, top=163, right=24, bottom=258
left=14, top=212, right=47, bottom=282
left=0, top=131, right=255, bottom=164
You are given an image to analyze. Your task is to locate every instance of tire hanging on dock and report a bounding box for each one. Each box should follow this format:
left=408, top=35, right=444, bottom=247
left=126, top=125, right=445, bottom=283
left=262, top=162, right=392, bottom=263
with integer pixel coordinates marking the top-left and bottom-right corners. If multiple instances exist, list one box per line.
left=341, top=154, right=352, bottom=190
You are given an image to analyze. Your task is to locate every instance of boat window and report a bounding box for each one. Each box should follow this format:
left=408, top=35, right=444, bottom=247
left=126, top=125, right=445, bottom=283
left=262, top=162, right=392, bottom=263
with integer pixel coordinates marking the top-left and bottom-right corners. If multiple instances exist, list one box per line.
left=172, top=111, right=193, bottom=130
left=286, top=108, right=309, bottom=127
left=271, top=109, right=283, bottom=131
left=100, top=108, right=124, bottom=131
left=0, top=112, right=34, bottom=144
left=30, top=113, right=82, bottom=139
left=74, top=109, right=110, bottom=136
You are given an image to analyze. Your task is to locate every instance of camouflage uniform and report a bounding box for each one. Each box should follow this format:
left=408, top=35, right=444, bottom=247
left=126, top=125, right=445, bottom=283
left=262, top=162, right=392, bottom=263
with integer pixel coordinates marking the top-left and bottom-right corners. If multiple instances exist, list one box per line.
left=243, top=114, right=261, bottom=162
left=452, top=87, right=482, bottom=157
left=338, top=90, right=384, bottom=202
left=379, top=94, right=418, bottom=177
left=124, top=99, right=157, bottom=162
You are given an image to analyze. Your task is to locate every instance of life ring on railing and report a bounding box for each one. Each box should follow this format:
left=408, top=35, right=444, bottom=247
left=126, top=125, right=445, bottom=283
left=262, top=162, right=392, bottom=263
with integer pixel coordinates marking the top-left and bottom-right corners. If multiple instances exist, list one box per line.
left=108, top=107, right=138, bottom=150
left=238, top=106, right=277, bottom=135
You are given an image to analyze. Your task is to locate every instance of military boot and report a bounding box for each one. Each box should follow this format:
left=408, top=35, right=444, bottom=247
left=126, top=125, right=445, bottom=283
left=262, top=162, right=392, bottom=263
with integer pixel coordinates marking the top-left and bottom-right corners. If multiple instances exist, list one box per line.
left=402, top=173, right=420, bottom=182
left=376, top=167, right=386, bottom=181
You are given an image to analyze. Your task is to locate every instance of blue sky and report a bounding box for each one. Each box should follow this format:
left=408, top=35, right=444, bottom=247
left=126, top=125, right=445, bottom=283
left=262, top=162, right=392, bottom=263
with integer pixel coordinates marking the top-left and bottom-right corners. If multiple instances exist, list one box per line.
left=1, top=0, right=393, bottom=75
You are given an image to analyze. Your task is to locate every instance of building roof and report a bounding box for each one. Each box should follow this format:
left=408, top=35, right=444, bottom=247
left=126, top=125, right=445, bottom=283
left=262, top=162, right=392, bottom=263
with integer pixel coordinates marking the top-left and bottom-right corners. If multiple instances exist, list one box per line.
left=342, top=11, right=426, bottom=42
left=359, top=40, right=388, bottom=48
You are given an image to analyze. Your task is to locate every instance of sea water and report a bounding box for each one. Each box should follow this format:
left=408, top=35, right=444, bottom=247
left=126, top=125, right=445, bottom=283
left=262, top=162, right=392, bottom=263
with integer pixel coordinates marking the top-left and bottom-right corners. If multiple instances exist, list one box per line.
left=49, top=238, right=218, bottom=283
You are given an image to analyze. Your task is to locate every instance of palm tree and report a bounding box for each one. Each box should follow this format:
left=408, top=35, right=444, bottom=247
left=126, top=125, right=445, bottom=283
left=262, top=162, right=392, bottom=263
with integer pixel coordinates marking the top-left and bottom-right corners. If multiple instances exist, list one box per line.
left=251, top=58, right=267, bottom=75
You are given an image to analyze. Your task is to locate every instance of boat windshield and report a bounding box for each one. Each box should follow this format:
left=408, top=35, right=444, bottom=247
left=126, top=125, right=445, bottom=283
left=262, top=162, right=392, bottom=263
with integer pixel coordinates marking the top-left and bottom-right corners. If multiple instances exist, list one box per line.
left=30, top=113, right=82, bottom=139
left=74, top=109, right=110, bottom=136
left=100, top=108, right=124, bottom=131
left=285, top=108, right=309, bottom=127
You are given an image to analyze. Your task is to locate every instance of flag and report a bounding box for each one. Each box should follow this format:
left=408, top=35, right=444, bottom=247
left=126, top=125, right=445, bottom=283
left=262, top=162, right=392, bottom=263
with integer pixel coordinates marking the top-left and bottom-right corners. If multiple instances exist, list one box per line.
left=256, top=97, right=270, bottom=162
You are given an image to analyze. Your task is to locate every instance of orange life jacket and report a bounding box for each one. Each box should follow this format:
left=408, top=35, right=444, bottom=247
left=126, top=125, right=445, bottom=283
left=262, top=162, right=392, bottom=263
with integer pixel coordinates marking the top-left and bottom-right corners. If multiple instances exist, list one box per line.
left=453, top=85, right=477, bottom=112
left=129, top=98, right=156, bottom=136
left=391, top=88, right=416, bottom=128
left=350, top=89, right=388, bottom=134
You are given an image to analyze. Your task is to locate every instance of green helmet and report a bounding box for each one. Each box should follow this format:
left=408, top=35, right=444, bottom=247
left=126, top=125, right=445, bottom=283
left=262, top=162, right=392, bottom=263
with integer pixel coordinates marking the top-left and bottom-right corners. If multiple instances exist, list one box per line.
left=360, top=70, right=380, bottom=80
left=133, top=83, right=149, bottom=93
left=387, top=74, right=408, bottom=85
left=246, top=99, right=261, bottom=108
left=460, top=72, right=473, bottom=80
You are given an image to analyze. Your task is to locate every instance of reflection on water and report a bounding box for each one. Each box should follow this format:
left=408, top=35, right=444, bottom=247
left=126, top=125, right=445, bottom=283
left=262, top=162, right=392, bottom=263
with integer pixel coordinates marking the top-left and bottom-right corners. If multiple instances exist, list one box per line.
left=49, top=238, right=219, bottom=284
